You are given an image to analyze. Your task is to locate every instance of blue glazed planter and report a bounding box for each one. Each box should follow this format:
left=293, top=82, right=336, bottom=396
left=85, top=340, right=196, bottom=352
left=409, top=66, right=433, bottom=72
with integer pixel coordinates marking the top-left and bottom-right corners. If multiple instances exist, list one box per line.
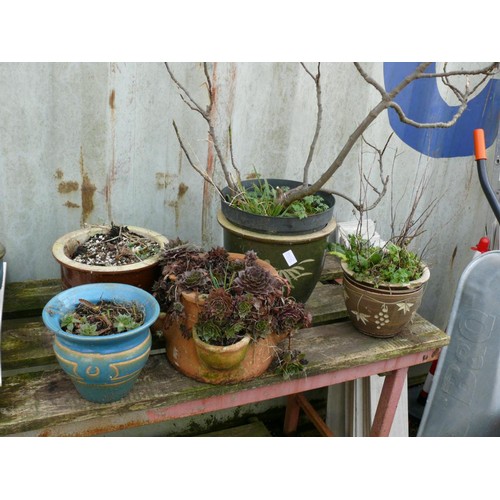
left=42, top=283, right=160, bottom=403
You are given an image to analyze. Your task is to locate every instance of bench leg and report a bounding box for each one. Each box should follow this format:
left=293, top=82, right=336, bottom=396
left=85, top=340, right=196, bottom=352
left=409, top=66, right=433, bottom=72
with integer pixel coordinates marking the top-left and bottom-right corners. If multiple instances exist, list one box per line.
left=369, top=367, right=408, bottom=437
left=284, top=394, right=334, bottom=437
left=283, top=394, right=301, bottom=435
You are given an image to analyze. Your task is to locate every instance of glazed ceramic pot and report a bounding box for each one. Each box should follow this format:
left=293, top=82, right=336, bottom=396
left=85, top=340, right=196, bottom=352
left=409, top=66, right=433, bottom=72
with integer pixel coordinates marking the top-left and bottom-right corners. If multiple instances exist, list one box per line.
left=42, top=283, right=160, bottom=403
left=52, top=226, right=169, bottom=291
left=341, top=261, right=430, bottom=338
left=217, top=179, right=337, bottom=303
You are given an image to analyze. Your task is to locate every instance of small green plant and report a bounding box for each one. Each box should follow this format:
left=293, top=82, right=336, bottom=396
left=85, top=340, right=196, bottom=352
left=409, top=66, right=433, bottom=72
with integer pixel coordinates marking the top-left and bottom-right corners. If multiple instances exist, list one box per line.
left=273, top=348, right=309, bottom=379
left=60, top=299, right=145, bottom=336
left=79, top=322, right=99, bottom=336
left=113, top=314, right=141, bottom=333
left=328, top=233, right=424, bottom=286
left=61, top=313, right=79, bottom=332
left=229, top=177, right=330, bottom=219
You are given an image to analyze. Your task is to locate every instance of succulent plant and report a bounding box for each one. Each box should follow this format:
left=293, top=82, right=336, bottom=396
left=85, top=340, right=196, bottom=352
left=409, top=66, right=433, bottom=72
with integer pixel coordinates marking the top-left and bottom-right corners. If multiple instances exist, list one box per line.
left=199, top=288, right=234, bottom=323
left=153, top=243, right=312, bottom=348
left=176, top=269, right=211, bottom=293
left=233, top=264, right=279, bottom=297
left=272, top=300, right=312, bottom=336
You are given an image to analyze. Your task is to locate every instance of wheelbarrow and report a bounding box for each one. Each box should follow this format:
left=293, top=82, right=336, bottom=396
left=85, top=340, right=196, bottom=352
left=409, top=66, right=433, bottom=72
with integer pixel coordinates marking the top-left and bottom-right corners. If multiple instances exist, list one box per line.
left=418, top=129, right=500, bottom=436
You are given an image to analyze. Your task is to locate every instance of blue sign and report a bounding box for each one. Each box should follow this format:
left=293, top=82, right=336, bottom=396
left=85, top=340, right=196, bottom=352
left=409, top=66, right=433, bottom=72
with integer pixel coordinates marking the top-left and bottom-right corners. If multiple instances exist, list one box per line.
left=383, top=63, right=499, bottom=158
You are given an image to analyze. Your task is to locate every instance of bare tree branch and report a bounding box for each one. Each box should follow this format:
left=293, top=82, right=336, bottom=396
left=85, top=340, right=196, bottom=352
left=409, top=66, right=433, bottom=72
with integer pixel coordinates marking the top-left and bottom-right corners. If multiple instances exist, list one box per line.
left=354, top=62, right=387, bottom=97
left=322, top=188, right=363, bottom=212
left=300, top=62, right=322, bottom=186
left=165, top=62, right=207, bottom=118
left=417, top=62, right=498, bottom=79
left=172, top=120, right=225, bottom=200
left=278, top=61, right=498, bottom=207
left=166, top=61, right=499, bottom=211
left=388, top=100, right=469, bottom=128
left=358, top=135, right=392, bottom=213
left=390, top=159, right=441, bottom=249
left=165, top=62, right=238, bottom=194
left=203, top=62, right=213, bottom=99
left=228, top=124, right=242, bottom=184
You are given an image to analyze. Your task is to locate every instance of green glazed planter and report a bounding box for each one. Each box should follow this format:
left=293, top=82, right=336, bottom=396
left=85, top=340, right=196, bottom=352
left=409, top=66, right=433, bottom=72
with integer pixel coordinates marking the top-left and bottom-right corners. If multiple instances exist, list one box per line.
left=218, top=179, right=336, bottom=303
left=217, top=211, right=336, bottom=303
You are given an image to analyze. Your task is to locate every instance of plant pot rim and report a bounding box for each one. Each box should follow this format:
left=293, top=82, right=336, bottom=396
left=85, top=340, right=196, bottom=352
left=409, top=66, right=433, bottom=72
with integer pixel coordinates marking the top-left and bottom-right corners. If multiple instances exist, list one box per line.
left=217, top=210, right=337, bottom=243
left=42, top=282, right=160, bottom=343
left=192, top=327, right=252, bottom=352
left=221, top=178, right=336, bottom=235
left=340, top=260, right=430, bottom=290
left=52, top=225, right=169, bottom=273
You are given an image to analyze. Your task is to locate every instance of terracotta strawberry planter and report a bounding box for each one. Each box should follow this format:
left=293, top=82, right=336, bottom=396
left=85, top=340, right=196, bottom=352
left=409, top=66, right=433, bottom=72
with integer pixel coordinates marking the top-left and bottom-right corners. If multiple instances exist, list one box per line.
left=160, top=252, right=292, bottom=385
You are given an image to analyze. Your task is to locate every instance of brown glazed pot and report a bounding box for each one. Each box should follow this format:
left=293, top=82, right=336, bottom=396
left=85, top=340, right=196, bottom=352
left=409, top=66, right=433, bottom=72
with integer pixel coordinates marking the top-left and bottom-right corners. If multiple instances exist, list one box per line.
left=52, top=226, right=169, bottom=291
left=341, top=261, right=430, bottom=338
left=162, top=253, right=288, bottom=385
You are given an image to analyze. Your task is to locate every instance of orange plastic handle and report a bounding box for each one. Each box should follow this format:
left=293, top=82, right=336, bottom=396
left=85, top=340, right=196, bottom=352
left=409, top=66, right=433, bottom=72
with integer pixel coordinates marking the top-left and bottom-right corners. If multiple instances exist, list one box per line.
left=474, top=129, right=487, bottom=160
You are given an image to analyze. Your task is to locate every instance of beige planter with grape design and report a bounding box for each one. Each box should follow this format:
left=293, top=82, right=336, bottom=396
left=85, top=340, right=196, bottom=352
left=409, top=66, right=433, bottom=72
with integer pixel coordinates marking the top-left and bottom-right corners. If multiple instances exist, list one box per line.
left=341, top=261, right=430, bottom=338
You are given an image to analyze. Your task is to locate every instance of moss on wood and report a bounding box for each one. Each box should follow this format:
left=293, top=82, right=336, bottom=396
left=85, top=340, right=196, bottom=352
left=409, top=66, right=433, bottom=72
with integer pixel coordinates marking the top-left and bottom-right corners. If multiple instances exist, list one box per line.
left=3, top=279, right=62, bottom=320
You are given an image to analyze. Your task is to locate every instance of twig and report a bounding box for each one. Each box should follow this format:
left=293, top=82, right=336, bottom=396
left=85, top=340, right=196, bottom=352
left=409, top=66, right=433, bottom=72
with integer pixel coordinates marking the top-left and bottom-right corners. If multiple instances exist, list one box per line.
left=172, top=120, right=225, bottom=200
left=300, top=62, right=322, bottom=187
left=166, top=62, right=238, bottom=195
left=228, top=124, right=242, bottom=184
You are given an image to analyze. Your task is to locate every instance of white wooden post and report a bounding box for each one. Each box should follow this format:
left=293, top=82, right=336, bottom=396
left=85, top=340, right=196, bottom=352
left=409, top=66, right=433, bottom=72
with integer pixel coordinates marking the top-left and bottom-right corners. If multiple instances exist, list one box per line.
left=0, top=262, right=7, bottom=386
left=326, top=377, right=409, bottom=437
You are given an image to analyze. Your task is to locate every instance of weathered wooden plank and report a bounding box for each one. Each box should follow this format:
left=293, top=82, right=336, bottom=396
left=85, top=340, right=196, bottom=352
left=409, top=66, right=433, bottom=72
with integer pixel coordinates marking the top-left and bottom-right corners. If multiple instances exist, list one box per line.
left=0, top=282, right=347, bottom=373
left=320, top=254, right=343, bottom=282
left=3, top=279, right=62, bottom=320
left=0, top=317, right=167, bottom=373
left=0, top=318, right=56, bottom=371
left=306, top=282, right=347, bottom=324
left=0, top=315, right=449, bottom=436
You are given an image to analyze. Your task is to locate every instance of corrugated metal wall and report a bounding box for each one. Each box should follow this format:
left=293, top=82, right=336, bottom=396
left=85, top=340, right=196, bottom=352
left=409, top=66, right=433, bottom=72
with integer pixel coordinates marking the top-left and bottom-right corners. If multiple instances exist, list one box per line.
left=0, top=62, right=498, bottom=330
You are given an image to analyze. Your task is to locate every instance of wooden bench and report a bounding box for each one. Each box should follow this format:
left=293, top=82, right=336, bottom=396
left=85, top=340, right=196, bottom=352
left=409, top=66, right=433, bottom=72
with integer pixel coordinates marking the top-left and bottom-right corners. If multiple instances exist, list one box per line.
left=0, top=256, right=449, bottom=437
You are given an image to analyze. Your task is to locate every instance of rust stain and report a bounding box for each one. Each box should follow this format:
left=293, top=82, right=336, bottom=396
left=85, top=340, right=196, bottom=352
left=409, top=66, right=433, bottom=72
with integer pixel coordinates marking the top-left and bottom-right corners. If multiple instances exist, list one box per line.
left=105, top=87, right=117, bottom=221
left=58, top=181, right=79, bottom=194
left=178, top=182, right=189, bottom=197
left=79, top=148, right=96, bottom=224
left=168, top=200, right=180, bottom=230
left=109, top=89, right=115, bottom=110
left=64, top=201, right=80, bottom=208
left=156, top=172, right=173, bottom=189
left=54, top=169, right=64, bottom=179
